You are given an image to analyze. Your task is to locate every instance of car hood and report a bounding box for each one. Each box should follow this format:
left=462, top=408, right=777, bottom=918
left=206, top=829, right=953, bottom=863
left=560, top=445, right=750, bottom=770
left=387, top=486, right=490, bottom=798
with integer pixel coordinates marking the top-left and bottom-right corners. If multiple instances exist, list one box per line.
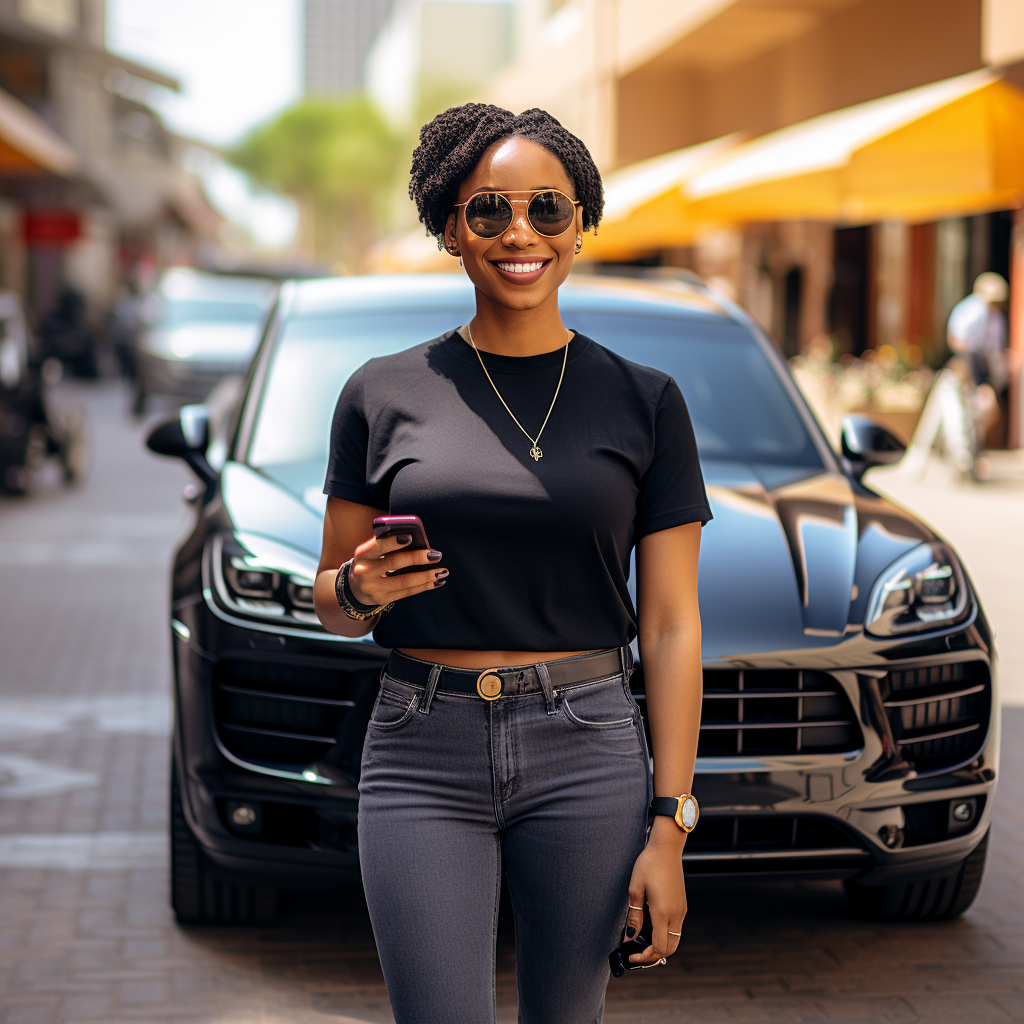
left=696, top=463, right=932, bottom=660
left=218, top=463, right=324, bottom=560
left=217, top=461, right=934, bottom=660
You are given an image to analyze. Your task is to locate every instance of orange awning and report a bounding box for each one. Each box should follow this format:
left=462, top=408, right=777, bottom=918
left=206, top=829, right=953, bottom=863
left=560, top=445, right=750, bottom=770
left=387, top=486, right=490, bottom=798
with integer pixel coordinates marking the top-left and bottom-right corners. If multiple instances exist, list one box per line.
left=584, top=134, right=741, bottom=260
left=0, top=86, right=78, bottom=177
left=685, top=70, right=1024, bottom=224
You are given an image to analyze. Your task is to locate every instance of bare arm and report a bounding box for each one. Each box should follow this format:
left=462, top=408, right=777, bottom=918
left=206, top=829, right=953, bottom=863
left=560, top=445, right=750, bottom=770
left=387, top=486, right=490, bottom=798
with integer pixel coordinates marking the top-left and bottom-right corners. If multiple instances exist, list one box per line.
left=625, top=520, right=703, bottom=964
left=312, top=496, right=447, bottom=637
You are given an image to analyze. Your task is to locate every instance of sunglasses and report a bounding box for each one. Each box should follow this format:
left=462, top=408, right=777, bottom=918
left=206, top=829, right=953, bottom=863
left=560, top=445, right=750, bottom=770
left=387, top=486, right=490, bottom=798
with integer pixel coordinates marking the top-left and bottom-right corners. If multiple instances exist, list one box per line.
left=453, top=189, right=581, bottom=239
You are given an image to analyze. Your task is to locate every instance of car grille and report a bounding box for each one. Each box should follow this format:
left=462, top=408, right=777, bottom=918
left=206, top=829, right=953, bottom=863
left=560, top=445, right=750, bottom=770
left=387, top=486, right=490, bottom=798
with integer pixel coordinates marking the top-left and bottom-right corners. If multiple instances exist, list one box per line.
left=211, top=658, right=375, bottom=771
left=685, top=669, right=862, bottom=757
left=881, top=660, right=990, bottom=773
left=682, top=815, right=868, bottom=872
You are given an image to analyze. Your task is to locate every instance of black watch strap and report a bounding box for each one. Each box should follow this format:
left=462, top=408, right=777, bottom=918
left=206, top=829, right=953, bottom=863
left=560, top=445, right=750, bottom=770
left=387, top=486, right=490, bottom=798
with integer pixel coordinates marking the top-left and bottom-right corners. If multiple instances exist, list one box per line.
left=650, top=797, right=680, bottom=819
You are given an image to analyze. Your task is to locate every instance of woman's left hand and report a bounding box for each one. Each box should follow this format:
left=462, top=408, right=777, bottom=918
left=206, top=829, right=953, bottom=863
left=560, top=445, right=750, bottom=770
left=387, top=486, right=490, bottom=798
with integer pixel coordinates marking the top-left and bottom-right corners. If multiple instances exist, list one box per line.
left=625, top=820, right=687, bottom=965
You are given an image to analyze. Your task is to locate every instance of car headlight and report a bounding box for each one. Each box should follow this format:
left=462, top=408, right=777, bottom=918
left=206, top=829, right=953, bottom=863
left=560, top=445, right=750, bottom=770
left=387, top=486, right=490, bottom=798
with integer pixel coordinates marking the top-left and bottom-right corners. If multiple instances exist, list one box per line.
left=864, top=541, right=969, bottom=637
left=210, top=533, right=321, bottom=627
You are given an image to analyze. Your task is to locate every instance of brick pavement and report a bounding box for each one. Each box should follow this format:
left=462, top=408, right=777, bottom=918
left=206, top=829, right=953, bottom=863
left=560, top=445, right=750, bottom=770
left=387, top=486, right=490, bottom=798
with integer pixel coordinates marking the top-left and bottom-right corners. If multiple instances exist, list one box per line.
left=0, top=383, right=1022, bottom=1023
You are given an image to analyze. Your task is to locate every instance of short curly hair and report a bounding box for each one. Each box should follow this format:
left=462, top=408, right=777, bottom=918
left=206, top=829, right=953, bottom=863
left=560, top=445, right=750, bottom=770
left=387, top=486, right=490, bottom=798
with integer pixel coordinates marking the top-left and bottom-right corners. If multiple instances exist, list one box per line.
left=409, top=103, right=604, bottom=241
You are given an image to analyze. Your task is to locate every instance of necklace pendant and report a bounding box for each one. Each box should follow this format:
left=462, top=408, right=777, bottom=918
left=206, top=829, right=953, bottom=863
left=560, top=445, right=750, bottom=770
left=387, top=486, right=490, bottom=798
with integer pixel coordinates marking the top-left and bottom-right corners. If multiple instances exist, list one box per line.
left=530, top=445, right=543, bottom=462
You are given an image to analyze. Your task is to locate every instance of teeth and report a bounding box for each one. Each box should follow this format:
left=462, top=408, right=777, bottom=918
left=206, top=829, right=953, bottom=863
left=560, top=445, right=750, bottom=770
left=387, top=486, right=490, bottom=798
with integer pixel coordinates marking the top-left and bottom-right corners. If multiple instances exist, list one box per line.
left=496, top=261, right=545, bottom=274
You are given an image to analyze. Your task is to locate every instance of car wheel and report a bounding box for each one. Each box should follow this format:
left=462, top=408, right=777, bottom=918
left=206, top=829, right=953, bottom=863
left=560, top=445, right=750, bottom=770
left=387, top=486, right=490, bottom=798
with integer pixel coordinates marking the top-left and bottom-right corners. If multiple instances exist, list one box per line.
left=844, top=830, right=989, bottom=921
left=170, top=759, right=278, bottom=925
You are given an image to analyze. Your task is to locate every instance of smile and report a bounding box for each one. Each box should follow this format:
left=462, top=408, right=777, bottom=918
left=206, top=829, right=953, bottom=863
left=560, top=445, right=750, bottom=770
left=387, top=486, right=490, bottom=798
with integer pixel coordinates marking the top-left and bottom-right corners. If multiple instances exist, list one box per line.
left=493, top=260, right=550, bottom=274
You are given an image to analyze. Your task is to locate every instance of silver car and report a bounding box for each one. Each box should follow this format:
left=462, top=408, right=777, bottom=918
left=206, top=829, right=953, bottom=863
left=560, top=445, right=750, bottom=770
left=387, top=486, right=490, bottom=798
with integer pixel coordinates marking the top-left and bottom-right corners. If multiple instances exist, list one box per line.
left=134, top=268, right=275, bottom=415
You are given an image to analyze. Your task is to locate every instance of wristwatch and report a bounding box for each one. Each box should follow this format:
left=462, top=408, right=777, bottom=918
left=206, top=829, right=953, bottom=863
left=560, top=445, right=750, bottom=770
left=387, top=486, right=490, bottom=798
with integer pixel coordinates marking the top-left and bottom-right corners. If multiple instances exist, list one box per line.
left=650, top=794, right=699, bottom=832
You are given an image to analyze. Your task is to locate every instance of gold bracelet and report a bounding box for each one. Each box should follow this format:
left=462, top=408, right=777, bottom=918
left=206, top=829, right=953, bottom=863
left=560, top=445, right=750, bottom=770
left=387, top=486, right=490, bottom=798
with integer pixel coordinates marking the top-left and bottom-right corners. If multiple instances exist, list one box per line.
left=335, top=560, right=393, bottom=621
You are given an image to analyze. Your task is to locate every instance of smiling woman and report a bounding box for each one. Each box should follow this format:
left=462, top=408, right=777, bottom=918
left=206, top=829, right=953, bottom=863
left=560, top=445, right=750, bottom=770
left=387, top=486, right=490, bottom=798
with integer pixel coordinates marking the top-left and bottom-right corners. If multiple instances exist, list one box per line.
left=311, top=104, right=709, bottom=1024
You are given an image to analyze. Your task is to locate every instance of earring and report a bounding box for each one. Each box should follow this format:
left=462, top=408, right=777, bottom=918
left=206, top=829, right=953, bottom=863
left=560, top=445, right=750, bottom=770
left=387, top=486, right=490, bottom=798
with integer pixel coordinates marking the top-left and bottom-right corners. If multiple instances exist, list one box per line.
left=575, top=235, right=583, bottom=254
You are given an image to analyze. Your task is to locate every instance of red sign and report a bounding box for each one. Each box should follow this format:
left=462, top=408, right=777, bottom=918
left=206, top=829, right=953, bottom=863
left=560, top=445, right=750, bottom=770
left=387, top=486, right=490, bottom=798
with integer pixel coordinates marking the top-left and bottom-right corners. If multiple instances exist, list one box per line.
left=22, top=209, right=82, bottom=246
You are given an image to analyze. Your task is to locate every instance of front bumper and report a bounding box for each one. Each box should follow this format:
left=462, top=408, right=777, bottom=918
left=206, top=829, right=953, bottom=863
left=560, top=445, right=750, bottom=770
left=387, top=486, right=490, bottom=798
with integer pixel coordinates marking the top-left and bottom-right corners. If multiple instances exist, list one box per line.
left=169, top=590, right=999, bottom=888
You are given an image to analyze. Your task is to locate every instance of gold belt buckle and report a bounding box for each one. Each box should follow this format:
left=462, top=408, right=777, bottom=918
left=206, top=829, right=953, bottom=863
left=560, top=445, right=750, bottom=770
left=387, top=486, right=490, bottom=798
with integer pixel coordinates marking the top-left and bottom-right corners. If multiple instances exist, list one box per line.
left=476, top=670, right=503, bottom=701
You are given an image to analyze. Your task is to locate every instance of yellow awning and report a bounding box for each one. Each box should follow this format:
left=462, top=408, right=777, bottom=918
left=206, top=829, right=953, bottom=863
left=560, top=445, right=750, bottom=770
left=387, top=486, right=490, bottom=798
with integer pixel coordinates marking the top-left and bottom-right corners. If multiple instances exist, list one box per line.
left=584, top=134, right=741, bottom=261
left=0, top=86, right=78, bottom=177
left=685, top=70, right=1024, bottom=224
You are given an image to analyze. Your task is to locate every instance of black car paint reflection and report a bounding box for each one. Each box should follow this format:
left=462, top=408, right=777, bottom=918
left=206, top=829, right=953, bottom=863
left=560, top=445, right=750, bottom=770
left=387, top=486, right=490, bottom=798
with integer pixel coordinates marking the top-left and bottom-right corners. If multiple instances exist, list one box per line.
left=153, top=274, right=998, bottom=925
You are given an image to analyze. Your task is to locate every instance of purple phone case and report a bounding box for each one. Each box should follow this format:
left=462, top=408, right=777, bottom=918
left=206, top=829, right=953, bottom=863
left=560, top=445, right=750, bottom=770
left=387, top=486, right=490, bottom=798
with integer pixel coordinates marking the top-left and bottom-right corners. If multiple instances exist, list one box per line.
left=372, top=516, right=430, bottom=575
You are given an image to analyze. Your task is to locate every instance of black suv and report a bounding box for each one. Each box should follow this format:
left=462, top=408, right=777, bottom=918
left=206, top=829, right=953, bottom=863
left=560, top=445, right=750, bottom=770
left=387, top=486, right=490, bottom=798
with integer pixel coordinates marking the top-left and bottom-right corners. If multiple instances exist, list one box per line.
left=148, top=273, right=998, bottom=925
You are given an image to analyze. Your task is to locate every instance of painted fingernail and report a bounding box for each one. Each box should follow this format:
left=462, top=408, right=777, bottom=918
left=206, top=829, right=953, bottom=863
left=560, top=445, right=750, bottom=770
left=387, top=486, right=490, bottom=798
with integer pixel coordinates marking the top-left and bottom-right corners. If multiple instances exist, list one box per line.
left=433, top=579, right=446, bottom=588
left=434, top=569, right=449, bottom=579
left=397, top=535, right=412, bottom=545
left=625, top=926, right=636, bottom=939
left=427, top=549, right=442, bottom=561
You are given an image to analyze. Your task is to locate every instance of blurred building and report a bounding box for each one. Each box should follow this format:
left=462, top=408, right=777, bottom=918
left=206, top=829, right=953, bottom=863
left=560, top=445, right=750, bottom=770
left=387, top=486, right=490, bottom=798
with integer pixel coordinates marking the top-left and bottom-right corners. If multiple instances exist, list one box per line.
left=488, top=0, right=1024, bottom=444
left=366, top=0, right=515, bottom=127
left=304, top=0, right=394, bottom=96
left=0, top=0, right=218, bottom=333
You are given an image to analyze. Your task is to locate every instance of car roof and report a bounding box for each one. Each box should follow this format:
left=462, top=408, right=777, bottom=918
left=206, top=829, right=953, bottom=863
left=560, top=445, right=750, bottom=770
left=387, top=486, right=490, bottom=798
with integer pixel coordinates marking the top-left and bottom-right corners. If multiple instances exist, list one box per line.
left=284, top=273, right=736, bottom=323
left=158, top=267, right=276, bottom=302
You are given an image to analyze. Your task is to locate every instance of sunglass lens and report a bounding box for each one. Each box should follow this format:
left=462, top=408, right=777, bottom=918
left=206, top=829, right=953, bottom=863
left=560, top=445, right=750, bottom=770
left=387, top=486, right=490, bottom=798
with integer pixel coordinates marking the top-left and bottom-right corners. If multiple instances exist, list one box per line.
left=465, top=193, right=513, bottom=237
left=528, top=191, right=575, bottom=235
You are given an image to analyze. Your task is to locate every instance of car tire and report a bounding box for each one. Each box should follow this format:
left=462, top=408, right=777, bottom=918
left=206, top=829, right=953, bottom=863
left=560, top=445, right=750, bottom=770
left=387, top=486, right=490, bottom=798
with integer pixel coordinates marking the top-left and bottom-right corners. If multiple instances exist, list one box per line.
left=844, top=829, right=989, bottom=921
left=170, top=760, right=278, bottom=925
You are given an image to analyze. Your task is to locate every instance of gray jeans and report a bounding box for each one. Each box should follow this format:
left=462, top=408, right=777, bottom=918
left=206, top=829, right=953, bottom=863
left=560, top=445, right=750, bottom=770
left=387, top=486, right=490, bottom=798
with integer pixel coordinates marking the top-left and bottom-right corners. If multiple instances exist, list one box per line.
left=358, top=650, right=651, bottom=1024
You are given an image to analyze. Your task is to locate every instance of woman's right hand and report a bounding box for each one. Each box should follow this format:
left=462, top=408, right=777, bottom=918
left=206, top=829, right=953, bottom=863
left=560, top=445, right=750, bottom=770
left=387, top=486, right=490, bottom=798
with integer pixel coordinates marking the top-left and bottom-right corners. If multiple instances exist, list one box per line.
left=347, top=532, right=448, bottom=607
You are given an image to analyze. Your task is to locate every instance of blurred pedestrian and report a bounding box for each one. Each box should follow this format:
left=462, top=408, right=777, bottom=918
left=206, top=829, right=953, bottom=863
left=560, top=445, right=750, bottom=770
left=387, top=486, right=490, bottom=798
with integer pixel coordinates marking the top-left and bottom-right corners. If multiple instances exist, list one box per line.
left=904, top=272, right=1009, bottom=478
left=312, top=104, right=708, bottom=1024
left=948, top=272, right=1009, bottom=442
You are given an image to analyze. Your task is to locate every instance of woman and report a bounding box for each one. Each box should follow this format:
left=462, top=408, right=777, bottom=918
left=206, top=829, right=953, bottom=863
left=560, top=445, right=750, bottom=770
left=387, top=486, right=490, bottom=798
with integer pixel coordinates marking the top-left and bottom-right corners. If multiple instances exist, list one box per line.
left=313, top=103, right=709, bottom=1024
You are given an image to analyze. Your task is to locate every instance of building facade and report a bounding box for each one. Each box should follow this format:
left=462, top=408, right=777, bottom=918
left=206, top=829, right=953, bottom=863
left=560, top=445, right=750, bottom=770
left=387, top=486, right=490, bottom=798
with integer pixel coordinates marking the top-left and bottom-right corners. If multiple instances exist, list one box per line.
left=366, top=0, right=515, bottom=127
left=304, top=0, right=395, bottom=96
left=0, top=0, right=217, bottom=332
left=487, top=0, right=1024, bottom=444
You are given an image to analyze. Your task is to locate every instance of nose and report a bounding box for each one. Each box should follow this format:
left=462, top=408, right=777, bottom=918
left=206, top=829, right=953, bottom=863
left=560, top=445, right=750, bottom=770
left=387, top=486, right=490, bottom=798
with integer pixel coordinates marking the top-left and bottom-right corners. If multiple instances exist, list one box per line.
left=500, top=206, right=537, bottom=249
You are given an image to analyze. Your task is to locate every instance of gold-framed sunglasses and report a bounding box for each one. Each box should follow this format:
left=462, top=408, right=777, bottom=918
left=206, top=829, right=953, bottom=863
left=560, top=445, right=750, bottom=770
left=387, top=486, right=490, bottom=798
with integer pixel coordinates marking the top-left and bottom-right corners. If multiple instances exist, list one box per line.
left=453, top=189, right=581, bottom=239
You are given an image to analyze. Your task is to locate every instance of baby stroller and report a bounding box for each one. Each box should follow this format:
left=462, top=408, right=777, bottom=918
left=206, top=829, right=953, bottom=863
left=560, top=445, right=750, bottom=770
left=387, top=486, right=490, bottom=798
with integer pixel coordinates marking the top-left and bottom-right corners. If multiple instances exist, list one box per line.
left=0, top=291, right=89, bottom=493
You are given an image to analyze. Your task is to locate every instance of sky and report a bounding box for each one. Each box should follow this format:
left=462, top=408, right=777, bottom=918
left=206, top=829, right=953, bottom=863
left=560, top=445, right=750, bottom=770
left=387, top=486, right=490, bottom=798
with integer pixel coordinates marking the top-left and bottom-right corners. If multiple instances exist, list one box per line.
left=106, top=0, right=303, bottom=247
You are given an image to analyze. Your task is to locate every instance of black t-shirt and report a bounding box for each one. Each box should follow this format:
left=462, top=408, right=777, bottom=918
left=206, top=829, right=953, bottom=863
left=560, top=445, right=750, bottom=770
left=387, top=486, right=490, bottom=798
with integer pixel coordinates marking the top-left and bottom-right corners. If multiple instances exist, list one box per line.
left=324, top=330, right=711, bottom=650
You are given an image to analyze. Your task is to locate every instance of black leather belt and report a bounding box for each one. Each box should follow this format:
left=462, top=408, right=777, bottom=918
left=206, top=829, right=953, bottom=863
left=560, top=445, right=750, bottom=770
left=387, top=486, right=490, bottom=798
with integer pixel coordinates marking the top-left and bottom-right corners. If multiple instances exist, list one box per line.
left=385, top=649, right=626, bottom=701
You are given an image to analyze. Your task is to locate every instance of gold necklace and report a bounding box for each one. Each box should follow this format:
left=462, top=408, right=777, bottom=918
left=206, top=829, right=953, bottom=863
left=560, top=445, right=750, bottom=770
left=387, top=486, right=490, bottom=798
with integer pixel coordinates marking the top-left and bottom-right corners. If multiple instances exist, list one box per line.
left=464, top=323, right=570, bottom=462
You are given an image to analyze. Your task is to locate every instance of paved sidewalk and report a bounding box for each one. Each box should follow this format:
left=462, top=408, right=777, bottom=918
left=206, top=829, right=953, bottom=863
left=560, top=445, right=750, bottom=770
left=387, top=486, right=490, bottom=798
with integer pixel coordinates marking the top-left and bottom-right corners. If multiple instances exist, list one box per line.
left=0, top=383, right=1021, bottom=1024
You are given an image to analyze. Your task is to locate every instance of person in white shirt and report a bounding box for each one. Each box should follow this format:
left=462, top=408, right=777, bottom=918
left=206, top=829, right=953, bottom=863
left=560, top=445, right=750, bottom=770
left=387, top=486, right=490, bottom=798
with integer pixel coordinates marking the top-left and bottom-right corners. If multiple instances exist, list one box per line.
left=904, top=272, right=1008, bottom=479
left=947, top=272, right=1008, bottom=391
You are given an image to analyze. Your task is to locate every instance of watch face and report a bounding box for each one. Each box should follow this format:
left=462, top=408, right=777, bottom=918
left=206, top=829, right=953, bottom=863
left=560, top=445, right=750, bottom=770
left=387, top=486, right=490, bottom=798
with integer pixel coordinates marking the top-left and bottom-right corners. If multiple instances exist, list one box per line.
left=680, top=796, right=698, bottom=831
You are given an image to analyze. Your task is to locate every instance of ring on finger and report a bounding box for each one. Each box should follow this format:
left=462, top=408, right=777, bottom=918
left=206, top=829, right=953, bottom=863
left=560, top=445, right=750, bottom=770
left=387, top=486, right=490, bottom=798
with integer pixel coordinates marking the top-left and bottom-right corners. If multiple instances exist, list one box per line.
left=668, top=930, right=681, bottom=937
left=628, top=904, right=643, bottom=911
left=639, top=958, right=667, bottom=969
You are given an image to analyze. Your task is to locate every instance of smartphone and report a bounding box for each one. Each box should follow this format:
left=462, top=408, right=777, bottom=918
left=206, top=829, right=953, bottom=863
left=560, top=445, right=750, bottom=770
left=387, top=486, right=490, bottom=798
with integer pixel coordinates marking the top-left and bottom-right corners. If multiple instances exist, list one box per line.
left=608, top=903, right=655, bottom=978
left=372, top=515, right=431, bottom=576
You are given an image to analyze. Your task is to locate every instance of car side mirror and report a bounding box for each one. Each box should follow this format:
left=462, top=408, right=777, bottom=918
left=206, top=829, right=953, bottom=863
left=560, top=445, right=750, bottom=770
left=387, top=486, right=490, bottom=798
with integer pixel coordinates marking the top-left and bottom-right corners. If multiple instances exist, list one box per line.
left=840, top=414, right=906, bottom=481
left=146, top=404, right=216, bottom=494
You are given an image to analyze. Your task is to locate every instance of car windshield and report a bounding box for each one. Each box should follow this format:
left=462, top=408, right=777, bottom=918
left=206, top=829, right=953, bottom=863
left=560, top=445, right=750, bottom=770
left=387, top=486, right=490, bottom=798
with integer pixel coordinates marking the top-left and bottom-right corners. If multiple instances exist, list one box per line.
left=245, top=307, right=824, bottom=500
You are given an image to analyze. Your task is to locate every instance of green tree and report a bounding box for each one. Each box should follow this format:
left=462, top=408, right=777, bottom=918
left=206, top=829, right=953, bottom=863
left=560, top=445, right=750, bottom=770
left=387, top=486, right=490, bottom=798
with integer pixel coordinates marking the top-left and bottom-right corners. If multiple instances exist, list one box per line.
left=231, top=96, right=400, bottom=270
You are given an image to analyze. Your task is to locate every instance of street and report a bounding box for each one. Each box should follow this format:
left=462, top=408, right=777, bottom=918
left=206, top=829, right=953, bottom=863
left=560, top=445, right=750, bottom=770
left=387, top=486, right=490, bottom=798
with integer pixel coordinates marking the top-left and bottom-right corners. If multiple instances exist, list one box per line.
left=1, top=383, right=1023, bottom=1024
